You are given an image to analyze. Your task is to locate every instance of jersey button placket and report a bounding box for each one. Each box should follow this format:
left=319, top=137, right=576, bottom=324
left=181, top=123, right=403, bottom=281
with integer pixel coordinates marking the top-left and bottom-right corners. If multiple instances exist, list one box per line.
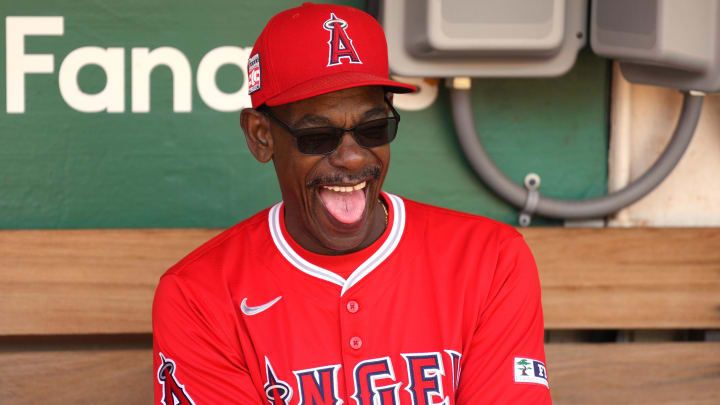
left=339, top=296, right=364, bottom=392
left=340, top=297, right=363, bottom=358
left=346, top=300, right=359, bottom=313
left=346, top=300, right=361, bottom=349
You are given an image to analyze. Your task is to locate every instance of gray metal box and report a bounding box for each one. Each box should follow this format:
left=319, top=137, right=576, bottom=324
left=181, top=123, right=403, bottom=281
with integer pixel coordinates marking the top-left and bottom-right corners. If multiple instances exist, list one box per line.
left=591, top=0, right=720, bottom=92
left=380, top=0, right=587, bottom=77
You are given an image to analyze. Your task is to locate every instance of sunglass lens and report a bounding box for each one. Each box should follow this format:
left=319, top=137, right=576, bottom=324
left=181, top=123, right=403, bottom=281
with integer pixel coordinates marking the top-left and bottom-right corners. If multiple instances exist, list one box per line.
left=356, top=118, right=397, bottom=148
left=296, top=131, right=340, bottom=155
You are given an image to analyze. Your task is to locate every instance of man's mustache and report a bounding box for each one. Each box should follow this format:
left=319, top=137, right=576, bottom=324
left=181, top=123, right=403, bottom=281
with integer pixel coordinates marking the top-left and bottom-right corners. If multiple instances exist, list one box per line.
left=306, top=167, right=381, bottom=188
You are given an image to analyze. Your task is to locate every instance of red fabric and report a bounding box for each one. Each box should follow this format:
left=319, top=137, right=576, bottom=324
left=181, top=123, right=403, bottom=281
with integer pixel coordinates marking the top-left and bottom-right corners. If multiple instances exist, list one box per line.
left=278, top=198, right=391, bottom=279
left=248, top=3, right=415, bottom=108
left=153, top=193, right=552, bottom=405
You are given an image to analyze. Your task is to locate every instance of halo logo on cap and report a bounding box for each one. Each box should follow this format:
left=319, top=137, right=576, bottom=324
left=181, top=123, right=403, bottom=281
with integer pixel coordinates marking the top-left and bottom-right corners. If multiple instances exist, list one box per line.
left=248, top=53, right=261, bottom=94
left=323, top=13, right=362, bottom=67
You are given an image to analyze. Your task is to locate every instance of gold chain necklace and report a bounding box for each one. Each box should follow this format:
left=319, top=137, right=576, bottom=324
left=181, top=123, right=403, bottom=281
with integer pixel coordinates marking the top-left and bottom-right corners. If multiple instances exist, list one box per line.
left=380, top=199, right=389, bottom=227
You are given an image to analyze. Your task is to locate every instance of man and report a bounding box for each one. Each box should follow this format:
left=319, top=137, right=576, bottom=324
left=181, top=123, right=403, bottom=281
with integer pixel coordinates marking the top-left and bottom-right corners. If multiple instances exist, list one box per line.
left=153, top=3, right=551, bottom=405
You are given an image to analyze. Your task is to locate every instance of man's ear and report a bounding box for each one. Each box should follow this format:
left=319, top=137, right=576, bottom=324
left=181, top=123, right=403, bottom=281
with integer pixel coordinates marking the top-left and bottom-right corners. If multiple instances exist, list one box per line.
left=240, top=108, right=273, bottom=163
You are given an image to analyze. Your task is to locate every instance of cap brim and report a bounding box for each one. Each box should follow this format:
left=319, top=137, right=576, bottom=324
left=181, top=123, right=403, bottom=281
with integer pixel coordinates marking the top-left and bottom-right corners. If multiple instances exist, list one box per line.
left=264, top=71, right=417, bottom=107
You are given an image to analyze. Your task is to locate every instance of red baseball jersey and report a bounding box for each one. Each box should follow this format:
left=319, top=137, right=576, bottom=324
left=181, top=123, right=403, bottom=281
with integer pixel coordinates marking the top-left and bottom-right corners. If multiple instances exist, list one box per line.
left=153, top=192, right=551, bottom=404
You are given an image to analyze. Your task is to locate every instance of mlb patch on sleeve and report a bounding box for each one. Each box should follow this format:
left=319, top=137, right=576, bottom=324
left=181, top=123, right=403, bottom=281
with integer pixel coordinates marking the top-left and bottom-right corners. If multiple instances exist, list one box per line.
left=514, top=357, right=549, bottom=388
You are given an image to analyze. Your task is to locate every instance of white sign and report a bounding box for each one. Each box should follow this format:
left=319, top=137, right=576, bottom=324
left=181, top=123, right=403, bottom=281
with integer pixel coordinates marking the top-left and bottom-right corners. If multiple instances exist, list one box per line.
left=5, top=16, right=252, bottom=113
left=5, top=16, right=436, bottom=113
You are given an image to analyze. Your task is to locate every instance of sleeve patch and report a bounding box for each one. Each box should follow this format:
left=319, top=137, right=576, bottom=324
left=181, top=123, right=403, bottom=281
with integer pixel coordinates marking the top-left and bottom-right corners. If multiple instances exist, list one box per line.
left=514, top=357, right=549, bottom=388
left=158, top=352, right=197, bottom=405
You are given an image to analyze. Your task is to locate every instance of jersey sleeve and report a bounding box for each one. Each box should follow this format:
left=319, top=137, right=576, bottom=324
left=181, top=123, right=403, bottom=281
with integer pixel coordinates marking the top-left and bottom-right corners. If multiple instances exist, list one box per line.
left=456, top=234, right=552, bottom=405
left=153, top=274, right=264, bottom=405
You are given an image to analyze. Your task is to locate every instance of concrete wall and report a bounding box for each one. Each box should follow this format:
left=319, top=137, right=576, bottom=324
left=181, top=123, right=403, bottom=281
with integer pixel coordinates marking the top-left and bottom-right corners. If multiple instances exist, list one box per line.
left=608, top=63, right=720, bottom=227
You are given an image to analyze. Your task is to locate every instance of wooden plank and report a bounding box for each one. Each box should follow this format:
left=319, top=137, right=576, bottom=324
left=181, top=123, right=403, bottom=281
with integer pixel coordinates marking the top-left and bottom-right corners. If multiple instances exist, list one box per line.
left=520, top=228, right=720, bottom=329
left=0, top=229, right=219, bottom=335
left=1, top=228, right=719, bottom=335
left=1, top=343, right=718, bottom=404
left=0, top=348, right=152, bottom=405
left=547, top=342, right=720, bottom=405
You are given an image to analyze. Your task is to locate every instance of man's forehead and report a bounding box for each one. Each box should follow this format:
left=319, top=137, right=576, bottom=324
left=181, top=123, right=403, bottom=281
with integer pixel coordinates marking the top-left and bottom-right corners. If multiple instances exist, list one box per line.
left=278, top=86, right=388, bottom=125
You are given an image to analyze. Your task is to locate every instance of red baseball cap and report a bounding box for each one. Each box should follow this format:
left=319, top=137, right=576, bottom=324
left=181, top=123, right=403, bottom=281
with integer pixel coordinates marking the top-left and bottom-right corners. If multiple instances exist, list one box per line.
left=248, top=2, right=416, bottom=109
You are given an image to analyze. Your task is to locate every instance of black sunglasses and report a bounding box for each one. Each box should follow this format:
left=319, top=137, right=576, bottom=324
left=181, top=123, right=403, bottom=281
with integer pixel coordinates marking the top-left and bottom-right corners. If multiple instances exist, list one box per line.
left=261, top=98, right=401, bottom=155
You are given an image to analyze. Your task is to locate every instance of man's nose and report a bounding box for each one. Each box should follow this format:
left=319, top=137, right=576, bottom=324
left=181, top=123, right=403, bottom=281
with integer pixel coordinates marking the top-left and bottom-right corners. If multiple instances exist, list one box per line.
left=327, top=132, right=367, bottom=170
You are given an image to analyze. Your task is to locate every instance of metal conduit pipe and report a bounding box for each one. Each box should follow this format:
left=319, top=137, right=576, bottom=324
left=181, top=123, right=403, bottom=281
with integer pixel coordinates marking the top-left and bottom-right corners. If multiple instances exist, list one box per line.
left=450, top=88, right=704, bottom=220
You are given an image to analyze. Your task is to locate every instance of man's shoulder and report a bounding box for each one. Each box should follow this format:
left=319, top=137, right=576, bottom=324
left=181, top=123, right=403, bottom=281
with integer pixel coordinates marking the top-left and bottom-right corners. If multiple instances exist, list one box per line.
left=162, top=205, right=275, bottom=280
left=398, top=194, right=520, bottom=240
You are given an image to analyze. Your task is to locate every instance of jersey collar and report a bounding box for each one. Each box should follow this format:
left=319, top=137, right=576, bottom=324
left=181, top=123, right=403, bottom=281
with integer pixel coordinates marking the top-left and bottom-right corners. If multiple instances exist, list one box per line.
left=268, top=191, right=406, bottom=296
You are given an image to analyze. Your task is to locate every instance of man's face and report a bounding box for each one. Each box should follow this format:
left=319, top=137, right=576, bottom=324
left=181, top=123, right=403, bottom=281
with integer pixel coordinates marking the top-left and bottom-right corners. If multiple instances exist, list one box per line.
left=268, top=86, right=392, bottom=254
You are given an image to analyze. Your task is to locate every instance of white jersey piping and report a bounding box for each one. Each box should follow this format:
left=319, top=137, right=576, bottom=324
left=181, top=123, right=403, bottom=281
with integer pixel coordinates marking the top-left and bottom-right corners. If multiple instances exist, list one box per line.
left=267, top=192, right=406, bottom=296
left=268, top=203, right=346, bottom=287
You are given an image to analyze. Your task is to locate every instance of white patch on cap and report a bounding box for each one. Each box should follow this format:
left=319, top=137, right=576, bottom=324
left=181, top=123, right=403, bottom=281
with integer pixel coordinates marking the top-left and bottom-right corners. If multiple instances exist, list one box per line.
left=248, top=53, right=261, bottom=94
left=514, top=357, right=549, bottom=388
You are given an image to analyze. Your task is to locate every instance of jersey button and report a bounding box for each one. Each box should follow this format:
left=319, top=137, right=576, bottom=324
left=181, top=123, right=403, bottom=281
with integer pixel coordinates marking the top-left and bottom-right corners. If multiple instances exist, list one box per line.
left=350, top=336, right=362, bottom=350
left=346, top=300, right=359, bottom=313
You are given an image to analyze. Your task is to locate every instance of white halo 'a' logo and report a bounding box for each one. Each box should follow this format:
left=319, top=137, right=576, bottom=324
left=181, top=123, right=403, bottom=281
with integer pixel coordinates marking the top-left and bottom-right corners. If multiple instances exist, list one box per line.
left=323, top=13, right=362, bottom=67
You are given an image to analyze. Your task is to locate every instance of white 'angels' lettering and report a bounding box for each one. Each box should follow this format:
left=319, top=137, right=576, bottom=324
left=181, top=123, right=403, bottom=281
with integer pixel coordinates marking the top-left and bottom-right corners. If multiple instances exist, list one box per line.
left=352, top=356, right=401, bottom=405
left=402, top=352, right=450, bottom=405
left=263, top=350, right=460, bottom=405
left=444, top=350, right=462, bottom=391
left=293, top=364, right=343, bottom=405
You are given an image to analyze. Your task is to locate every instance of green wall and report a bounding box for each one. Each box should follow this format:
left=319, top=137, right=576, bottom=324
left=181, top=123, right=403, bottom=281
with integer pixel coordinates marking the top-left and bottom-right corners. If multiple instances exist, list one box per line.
left=0, top=0, right=608, bottom=229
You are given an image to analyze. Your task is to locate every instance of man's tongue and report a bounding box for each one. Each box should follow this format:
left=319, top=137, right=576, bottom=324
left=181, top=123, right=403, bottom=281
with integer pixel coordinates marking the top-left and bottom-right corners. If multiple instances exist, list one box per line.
left=319, top=187, right=366, bottom=224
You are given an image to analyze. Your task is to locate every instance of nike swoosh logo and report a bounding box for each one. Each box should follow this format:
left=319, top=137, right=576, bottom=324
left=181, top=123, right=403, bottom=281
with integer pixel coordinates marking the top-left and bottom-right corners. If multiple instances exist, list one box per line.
left=241, top=296, right=282, bottom=316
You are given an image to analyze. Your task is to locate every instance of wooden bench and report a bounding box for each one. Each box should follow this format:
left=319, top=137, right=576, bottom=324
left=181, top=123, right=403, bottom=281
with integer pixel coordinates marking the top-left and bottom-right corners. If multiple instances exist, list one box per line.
left=2, top=228, right=719, bottom=404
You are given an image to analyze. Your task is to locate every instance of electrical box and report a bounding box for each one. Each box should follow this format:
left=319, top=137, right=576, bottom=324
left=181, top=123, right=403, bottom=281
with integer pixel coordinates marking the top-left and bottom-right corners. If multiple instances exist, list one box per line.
left=591, top=0, right=720, bottom=92
left=380, top=0, right=588, bottom=77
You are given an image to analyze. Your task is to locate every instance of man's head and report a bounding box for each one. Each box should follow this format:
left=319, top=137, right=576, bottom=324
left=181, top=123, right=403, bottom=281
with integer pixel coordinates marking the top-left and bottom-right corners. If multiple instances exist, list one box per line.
left=240, top=3, right=415, bottom=254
